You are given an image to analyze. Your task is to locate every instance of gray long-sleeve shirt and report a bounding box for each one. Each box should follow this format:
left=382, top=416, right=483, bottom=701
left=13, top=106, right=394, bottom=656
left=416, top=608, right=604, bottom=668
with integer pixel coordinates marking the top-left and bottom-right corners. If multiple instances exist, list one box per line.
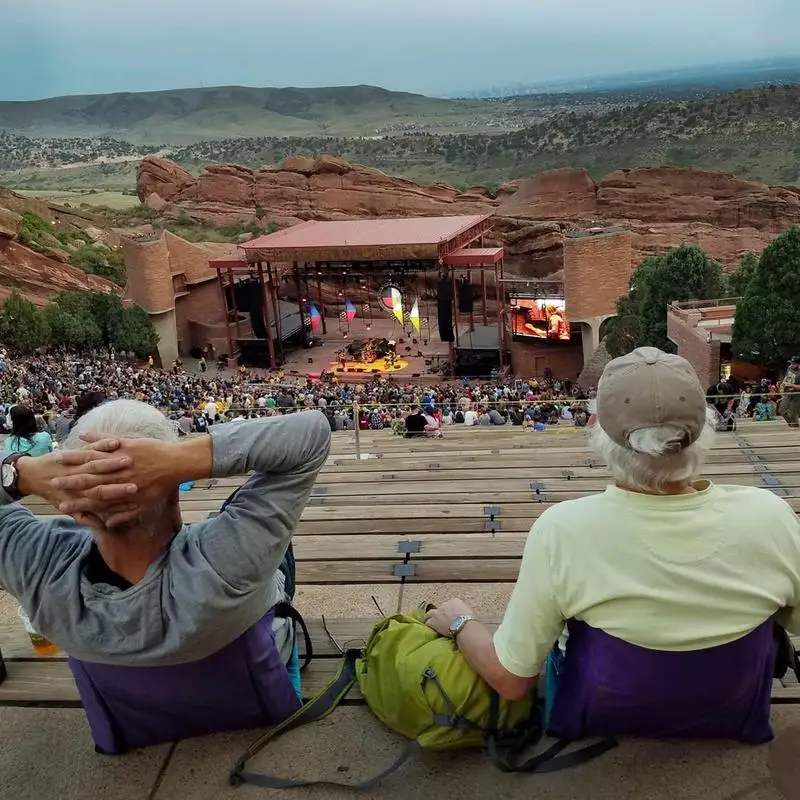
left=0, top=412, right=331, bottom=666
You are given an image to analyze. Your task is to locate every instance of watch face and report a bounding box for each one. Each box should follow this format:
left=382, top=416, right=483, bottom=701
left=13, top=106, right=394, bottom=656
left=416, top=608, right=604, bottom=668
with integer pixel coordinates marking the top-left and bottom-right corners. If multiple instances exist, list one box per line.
left=449, top=615, right=465, bottom=636
left=1, top=463, right=15, bottom=489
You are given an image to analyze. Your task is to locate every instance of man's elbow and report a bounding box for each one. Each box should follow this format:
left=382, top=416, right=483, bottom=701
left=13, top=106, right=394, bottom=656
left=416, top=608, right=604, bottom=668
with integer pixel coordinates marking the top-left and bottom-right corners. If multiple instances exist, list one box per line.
left=491, top=669, right=537, bottom=702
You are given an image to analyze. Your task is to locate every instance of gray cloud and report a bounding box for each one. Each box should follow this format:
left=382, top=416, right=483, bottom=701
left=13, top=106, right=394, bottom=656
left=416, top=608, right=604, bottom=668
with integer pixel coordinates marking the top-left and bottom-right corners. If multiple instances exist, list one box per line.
left=1, top=0, right=797, bottom=100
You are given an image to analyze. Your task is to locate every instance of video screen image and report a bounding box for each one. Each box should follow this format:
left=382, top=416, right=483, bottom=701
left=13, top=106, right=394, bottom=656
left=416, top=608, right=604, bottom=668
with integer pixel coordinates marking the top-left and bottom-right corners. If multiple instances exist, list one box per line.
left=510, top=297, right=571, bottom=341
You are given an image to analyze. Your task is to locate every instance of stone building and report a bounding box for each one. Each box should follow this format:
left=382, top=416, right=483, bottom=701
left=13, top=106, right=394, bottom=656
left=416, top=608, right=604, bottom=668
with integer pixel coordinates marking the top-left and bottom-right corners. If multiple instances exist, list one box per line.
left=122, top=231, right=241, bottom=366
left=563, top=226, right=634, bottom=367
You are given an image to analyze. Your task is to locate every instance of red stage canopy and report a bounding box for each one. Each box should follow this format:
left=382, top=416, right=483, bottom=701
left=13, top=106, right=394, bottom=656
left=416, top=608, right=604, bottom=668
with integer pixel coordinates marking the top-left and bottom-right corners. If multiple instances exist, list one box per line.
left=442, top=247, right=504, bottom=267
left=234, top=214, right=493, bottom=264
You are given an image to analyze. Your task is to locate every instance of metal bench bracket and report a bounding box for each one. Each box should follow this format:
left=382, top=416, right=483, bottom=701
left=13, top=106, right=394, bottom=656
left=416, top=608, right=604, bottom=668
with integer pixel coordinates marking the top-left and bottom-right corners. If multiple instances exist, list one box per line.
left=306, top=498, right=326, bottom=506
left=485, top=519, right=502, bottom=531
left=311, top=486, right=328, bottom=496
left=483, top=505, right=500, bottom=517
left=393, top=564, right=417, bottom=578
left=397, top=541, right=421, bottom=554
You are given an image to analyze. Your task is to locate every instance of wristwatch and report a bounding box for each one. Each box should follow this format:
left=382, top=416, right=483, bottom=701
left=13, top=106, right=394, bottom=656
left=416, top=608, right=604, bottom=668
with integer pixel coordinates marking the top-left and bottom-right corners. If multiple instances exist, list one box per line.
left=1, top=453, right=31, bottom=502
left=448, top=614, right=477, bottom=640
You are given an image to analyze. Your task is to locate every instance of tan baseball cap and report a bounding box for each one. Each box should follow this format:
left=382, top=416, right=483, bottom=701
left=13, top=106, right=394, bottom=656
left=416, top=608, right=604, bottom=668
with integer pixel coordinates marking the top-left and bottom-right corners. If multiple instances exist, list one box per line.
left=596, top=347, right=707, bottom=452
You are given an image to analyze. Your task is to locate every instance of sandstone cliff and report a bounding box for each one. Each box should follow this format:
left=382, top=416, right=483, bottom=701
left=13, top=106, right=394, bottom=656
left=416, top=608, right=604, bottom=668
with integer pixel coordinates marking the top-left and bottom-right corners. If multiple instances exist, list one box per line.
left=0, top=189, right=120, bottom=305
left=137, top=156, right=800, bottom=273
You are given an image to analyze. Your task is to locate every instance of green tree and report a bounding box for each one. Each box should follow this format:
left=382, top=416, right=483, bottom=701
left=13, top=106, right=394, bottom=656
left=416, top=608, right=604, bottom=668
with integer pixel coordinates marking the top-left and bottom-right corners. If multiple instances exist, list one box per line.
left=88, top=291, right=126, bottom=346
left=255, top=205, right=266, bottom=221
left=41, top=304, right=102, bottom=351
left=112, top=304, right=159, bottom=357
left=604, top=246, right=726, bottom=358
left=732, top=227, right=800, bottom=369
left=725, top=252, right=759, bottom=297
left=0, top=290, right=50, bottom=353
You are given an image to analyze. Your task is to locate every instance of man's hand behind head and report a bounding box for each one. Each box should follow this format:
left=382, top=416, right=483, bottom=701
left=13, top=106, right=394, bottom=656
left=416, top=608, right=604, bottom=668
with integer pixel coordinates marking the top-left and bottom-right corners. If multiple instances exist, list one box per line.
left=52, top=435, right=177, bottom=529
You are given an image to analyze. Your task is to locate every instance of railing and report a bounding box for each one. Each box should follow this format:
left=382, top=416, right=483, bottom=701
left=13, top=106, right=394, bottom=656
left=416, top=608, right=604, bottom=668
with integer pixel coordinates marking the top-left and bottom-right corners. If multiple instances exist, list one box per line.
left=670, top=297, right=741, bottom=311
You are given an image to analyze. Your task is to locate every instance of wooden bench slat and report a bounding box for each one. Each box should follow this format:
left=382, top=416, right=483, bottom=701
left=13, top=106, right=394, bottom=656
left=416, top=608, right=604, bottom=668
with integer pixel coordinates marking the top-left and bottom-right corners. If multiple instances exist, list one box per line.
left=3, top=651, right=799, bottom=707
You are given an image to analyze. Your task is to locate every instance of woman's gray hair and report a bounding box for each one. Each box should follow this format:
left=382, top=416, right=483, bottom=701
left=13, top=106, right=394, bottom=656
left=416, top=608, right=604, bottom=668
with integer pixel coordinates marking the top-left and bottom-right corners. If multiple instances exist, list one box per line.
left=588, top=400, right=718, bottom=494
left=63, top=399, right=177, bottom=451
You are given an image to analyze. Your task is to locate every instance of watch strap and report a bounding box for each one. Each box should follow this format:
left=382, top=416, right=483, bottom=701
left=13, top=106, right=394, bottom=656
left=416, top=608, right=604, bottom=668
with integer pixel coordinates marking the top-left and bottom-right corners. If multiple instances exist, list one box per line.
left=2, top=453, right=31, bottom=501
left=451, top=614, right=477, bottom=639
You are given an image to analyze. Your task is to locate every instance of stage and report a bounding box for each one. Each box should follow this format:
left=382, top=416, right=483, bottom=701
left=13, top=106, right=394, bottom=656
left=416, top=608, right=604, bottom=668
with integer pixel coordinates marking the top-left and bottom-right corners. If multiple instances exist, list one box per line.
left=279, top=317, right=451, bottom=384
left=331, top=356, right=409, bottom=375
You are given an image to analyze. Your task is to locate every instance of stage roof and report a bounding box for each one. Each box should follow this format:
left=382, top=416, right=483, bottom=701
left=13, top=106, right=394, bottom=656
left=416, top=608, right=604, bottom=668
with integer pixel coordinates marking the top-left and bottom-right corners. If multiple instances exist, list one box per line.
left=235, top=214, right=493, bottom=264
left=442, top=247, right=504, bottom=267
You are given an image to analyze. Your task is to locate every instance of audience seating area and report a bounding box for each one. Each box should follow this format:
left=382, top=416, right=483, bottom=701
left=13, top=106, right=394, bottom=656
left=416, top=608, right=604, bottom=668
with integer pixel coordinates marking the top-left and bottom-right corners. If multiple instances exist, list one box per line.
left=2, top=420, right=800, bottom=708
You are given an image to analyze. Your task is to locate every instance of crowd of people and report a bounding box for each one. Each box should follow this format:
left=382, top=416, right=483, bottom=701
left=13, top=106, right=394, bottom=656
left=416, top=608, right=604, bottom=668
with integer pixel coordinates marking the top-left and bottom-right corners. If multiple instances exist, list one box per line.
left=0, top=347, right=596, bottom=441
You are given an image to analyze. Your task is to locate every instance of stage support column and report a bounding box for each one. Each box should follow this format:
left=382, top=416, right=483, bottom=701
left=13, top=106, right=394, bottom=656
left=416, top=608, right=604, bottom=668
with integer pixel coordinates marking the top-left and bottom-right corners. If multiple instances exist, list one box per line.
left=449, top=341, right=456, bottom=380
left=294, top=262, right=308, bottom=347
left=228, top=268, right=241, bottom=352
left=468, top=270, right=475, bottom=333
left=500, top=257, right=508, bottom=356
left=495, top=262, right=504, bottom=372
left=218, top=269, right=234, bottom=362
left=451, top=267, right=460, bottom=349
left=257, top=262, right=275, bottom=369
left=269, top=264, right=283, bottom=356
left=316, top=267, right=327, bottom=334
left=481, top=269, right=488, bottom=327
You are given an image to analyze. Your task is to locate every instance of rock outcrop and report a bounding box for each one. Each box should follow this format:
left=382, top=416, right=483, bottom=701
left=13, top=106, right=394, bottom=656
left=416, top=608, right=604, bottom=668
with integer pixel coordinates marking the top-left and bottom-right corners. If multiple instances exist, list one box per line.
left=0, top=207, right=22, bottom=239
left=0, top=238, right=117, bottom=305
left=137, top=156, right=800, bottom=274
left=0, top=188, right=120, bottom=305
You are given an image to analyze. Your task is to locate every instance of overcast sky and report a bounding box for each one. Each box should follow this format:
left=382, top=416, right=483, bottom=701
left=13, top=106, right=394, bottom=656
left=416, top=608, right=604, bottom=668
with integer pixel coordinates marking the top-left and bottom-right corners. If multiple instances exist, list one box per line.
left=1, top=0, right=798, bottom=100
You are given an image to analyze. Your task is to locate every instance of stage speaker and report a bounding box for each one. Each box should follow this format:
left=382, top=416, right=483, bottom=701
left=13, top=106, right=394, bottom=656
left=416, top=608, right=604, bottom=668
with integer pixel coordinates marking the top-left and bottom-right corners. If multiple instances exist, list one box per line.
left=235, top=279, right=267, bottom=339
left=437, top=280, right=455, bottom=343
left=458, top=279, right=474, bottom=313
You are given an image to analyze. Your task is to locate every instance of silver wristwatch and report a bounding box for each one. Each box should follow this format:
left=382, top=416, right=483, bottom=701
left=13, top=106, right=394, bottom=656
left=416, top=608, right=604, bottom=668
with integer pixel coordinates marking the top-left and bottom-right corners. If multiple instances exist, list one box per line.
left=1, top=453, right=30, bottom=502
left=448, top=614, right=477, bottom=639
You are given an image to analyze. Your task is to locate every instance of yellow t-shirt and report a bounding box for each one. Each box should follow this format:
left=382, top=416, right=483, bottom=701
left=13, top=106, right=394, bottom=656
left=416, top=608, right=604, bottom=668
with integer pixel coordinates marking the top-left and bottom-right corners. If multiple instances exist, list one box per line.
left=493, top=482, right=800, bottom=678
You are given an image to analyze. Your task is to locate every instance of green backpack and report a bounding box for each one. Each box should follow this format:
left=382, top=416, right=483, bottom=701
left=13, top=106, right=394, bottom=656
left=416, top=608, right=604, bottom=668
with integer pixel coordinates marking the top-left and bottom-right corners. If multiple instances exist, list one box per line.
left=230, top=608, right=614, bottom=790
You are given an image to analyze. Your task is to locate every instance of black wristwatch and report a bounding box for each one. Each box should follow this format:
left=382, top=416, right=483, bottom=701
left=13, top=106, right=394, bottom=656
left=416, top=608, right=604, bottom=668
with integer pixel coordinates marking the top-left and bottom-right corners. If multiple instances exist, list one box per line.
left=1, top=453, right=31, bottom=502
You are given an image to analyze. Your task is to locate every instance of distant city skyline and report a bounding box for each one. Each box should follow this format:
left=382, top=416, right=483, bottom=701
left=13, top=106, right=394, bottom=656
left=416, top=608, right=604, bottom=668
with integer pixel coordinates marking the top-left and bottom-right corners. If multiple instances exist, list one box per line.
left=2, top=0, right=798, bottom=101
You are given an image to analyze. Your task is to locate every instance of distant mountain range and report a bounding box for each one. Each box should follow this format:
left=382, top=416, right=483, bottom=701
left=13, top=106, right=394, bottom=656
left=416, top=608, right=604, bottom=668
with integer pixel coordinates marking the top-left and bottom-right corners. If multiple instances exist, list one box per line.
left=451, top=56, right=800, bottom=98
left=0, top=85, right=499, bottom=144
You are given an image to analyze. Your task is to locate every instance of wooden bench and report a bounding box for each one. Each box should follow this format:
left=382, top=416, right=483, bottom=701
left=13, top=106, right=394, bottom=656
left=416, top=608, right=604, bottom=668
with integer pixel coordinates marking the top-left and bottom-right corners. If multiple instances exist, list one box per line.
left=3, top=420, right=800, bottom=708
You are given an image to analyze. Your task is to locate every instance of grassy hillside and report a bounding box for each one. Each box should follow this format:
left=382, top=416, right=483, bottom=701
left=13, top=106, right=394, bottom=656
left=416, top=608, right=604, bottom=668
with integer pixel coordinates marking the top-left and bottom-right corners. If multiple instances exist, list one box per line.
left=3, top=84, right=800, bottom=191
left=0, top=84, right=540, bottom=142
left=168, top=85, right=800, bottom=187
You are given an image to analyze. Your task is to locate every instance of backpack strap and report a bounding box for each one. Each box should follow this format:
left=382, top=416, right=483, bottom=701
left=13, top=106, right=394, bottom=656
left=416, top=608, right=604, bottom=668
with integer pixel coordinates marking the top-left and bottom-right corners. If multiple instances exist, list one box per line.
left=229, top=649, right=420, bottom=790
left=485, top=691, right=617, bottom=774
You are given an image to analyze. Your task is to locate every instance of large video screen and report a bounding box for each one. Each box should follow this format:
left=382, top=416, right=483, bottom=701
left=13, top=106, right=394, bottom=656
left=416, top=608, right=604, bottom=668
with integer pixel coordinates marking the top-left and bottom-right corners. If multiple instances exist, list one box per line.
left=511, top=297, right=571, bottom=341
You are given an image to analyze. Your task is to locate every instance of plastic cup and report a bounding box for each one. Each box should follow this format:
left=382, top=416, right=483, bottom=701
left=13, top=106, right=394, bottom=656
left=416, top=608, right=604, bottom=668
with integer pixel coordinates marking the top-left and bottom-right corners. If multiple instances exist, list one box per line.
left=18, top=606, right=60, bottom=657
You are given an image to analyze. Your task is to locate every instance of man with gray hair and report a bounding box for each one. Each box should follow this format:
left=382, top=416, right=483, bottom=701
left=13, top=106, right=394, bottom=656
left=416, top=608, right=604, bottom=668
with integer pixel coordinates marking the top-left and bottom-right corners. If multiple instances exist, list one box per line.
left=0, top=399, right=331, bottom=753
left=425, top=347, right=800, bottom=742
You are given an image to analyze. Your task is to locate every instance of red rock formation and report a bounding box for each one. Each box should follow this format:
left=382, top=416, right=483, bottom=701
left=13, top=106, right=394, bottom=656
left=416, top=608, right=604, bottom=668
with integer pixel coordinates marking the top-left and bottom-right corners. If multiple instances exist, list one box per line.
left=498, top=168, right=598, bottom=219
left=0, top=188, right=121, bottom=305
left=0, top=238, right=118, bottom=305
left=137, top=158, right=195, bottom=204
left=136, top=157, right=800, bottom=273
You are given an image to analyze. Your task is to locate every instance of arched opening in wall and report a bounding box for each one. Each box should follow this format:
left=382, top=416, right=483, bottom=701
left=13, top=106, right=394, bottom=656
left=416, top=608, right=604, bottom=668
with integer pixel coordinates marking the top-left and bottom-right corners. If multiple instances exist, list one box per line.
left=599, top=316, right=616, bottom=341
